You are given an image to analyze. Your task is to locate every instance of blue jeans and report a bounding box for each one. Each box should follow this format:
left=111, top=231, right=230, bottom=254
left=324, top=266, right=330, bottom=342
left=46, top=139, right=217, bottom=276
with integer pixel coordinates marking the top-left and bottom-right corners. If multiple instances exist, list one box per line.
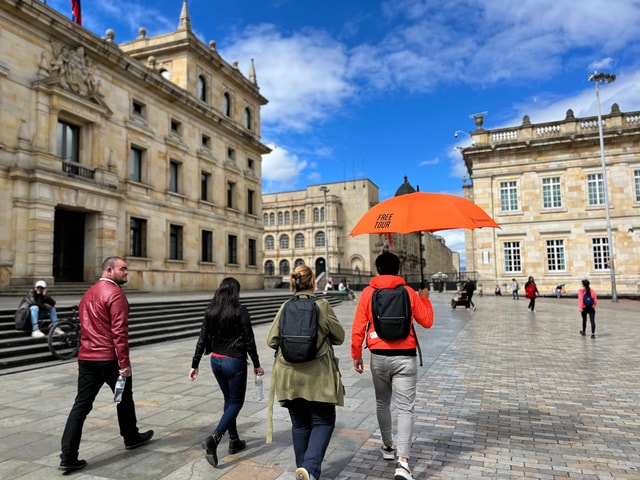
left=30, top=305, right=57, bottom=331
left=210, top=355, right=247, bottom=438
left=286, top=398, right=336, bottom=480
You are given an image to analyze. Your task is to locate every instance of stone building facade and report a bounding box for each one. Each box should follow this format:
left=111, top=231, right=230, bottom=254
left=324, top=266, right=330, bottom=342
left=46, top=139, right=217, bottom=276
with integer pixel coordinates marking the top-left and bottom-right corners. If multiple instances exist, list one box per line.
left=461, top=107, right=640, bottom=296
left=0, top=0, right=269, bottom=291
left=262, top=178, right=459, bottom=289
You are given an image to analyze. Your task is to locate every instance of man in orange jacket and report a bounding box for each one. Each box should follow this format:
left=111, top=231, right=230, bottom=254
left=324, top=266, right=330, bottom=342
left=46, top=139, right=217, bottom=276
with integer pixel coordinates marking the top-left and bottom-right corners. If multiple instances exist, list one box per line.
left=351, top=252, right=433, bottom=480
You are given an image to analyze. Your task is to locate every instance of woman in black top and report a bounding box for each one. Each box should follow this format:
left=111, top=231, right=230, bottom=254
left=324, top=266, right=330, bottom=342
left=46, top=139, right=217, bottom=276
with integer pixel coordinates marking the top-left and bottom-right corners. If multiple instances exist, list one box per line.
left=189, top=277, right=263, bottom=467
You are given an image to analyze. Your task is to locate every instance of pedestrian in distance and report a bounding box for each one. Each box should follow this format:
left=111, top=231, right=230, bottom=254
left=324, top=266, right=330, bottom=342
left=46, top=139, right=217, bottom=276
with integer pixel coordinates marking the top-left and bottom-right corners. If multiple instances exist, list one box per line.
left=266, top=265, right=345, bottom=480
left=351, top=252, right=434, bottom=480
left=59, top=256, right=154, bottom=474
left=189, top=277, right=264, bottom=468
left=463, top=279, right=477, bottom=310
left=511, top=278, right=520, bottom=300
left=524, top=276, right=540, bottom=311
left=578, top=279, right=598, bottom=339
left=494, top=284, right=502, bottom=296
left=14, top=280, right=63, bottom=337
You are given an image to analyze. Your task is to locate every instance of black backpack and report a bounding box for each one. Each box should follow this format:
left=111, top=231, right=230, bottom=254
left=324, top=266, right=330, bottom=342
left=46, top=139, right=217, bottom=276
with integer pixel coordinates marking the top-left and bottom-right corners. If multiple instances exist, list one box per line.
left=371, top=285, right=412, bottom=340
left=278, top=296, right=321, bottom=363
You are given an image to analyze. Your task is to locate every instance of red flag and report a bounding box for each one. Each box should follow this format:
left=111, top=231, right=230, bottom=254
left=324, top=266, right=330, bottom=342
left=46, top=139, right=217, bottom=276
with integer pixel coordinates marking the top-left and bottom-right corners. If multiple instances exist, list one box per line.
left=70, top=0, right=82, bottom=25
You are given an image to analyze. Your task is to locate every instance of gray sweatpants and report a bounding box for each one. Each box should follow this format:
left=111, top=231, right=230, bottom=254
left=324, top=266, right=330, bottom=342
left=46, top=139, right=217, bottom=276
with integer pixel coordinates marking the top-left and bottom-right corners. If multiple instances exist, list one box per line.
left=369, top=353, right=417, bottom=459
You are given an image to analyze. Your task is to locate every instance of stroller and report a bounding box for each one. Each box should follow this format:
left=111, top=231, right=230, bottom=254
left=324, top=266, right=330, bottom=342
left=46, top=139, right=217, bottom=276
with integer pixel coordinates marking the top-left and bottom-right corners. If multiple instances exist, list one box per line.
left=450, top=289, right=469, bottom=309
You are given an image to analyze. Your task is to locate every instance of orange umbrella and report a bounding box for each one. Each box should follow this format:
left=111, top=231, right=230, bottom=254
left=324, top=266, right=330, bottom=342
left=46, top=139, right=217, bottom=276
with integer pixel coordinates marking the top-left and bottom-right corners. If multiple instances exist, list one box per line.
left=349, top=192, right=499, bottom=236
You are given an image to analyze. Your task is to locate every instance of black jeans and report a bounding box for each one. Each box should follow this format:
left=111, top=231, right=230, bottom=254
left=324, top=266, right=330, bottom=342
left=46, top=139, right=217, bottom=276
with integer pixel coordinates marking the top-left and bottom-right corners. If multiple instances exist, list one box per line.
left=286, top=398, right=336, bottom=480
left=581, top=307, right=596, bottom=334
left=60, top=360, right=140, bottom=461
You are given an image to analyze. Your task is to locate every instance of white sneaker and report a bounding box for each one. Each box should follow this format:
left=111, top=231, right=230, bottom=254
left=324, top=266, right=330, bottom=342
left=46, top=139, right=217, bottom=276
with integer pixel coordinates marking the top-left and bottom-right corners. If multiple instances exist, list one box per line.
left=295, top=467, right=310, bottom=480
left=394, top=461, right=414, bottom=480
left=381, top=445, right=396, bottom=460
left=31, top=330, right=46, bottom=338
left=53, top=328, right=65, bottom=335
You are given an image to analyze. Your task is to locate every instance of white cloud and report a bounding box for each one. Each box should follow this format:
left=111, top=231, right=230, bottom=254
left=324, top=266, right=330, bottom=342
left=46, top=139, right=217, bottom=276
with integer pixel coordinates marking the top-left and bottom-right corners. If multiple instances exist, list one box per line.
left=262, top=144, right=308, bottom=193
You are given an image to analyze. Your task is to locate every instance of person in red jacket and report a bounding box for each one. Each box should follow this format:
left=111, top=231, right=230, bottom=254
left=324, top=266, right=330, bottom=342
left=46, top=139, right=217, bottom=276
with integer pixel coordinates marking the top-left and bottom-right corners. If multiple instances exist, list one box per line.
left=578, top=279, right=598, bottom=338
left=351, top=252, right=433, bottom=480
left=59, top=256, right=153, bottom=473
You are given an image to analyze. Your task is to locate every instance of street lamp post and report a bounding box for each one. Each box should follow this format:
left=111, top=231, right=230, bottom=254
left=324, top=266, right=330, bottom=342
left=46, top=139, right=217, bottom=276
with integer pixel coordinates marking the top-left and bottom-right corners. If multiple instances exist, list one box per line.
left=320, top=186, right=330, bottom=287
left=588, top=71, right=617, bottom=302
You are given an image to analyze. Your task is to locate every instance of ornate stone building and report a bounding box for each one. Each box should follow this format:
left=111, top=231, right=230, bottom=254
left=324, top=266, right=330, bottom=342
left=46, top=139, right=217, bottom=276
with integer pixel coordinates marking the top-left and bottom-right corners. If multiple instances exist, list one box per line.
left=0, top=0, right=269, bottom=291
left=262, top=178, right=458, bottom=289
left=461, top=107, right=640, bottom=296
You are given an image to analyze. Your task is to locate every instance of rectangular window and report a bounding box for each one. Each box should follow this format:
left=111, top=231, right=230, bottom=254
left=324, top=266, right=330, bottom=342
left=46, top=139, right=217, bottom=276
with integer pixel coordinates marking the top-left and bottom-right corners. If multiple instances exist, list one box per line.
left=170, top=118, right=182, bottom=136
left=503, top=241, right=521, bottom=273
left=248, top=238, right=257, bottom=266
left=542, top=177, right=562, bottom=209
left=169, top=160, right=180, bottom=193
left=201, top=172, right=211, bottom=201
left=248, top=158, right=255, bottom=170
left=57, top=120, right=80, bottom=162
left=228, top=234, right=238, bottom=264
left=546, top=239, right=566, bottom=271
left=635, top=170, right=640, bottom=202
left=201, top=134, right=211, bottom=149
left=587, top=173, right=605, bottom=206
left=500, top=181, right=519, bottom=211
left=247, top=189, right=255, bottom=215
left=202, top=230, right=213, bottom=262
left=169, top=224, right=183, bottom=260
left=132, top=99, right=146, bottom=118
left=130, top=146, right=143, bottom=182
left=129, top=217, right=147, bottom=257
left=227, top=182, right=235, bottom=208
left=228, top=147, right=236, bottom=162
left=592, top=237, right=610, bottom=270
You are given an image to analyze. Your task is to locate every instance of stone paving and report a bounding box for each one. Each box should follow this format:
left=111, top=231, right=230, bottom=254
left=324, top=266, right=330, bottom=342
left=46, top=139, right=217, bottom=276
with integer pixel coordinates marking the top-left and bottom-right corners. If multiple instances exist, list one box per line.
left=1, top=291, right=639, bottom=479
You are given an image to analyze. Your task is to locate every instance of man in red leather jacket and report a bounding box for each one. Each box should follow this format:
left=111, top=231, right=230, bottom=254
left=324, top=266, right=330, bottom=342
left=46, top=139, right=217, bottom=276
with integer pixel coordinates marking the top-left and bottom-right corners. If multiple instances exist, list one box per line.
left=59, top=256, right=153, bottom=473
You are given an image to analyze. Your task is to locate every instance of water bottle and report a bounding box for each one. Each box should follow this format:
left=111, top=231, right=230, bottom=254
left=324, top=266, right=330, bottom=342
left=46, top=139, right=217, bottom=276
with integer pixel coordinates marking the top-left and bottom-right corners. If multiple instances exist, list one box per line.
left=255, top=375, right=263, bottom=402
left=114, top=375, right=126, bottom=403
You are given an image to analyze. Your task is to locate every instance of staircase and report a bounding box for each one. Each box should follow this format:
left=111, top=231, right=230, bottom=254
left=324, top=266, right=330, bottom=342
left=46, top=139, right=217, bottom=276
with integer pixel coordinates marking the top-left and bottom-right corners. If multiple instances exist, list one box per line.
left=0, top=292, right=346, bottom=374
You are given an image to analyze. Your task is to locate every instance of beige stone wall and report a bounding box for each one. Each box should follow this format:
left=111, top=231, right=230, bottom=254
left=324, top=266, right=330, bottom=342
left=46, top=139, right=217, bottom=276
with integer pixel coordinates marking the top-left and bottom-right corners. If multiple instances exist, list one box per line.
left=0, top=0, right=268, bottom=291
left=463, top=109, right=640, bottom=295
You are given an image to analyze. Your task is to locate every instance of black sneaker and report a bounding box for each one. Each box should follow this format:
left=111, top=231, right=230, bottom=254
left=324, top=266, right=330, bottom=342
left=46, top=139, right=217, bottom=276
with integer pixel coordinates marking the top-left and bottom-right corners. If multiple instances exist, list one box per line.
left=58, top=459, right=87, bottom=473
left=125, top=430, right=154, bottom=450
left=202, top=433, right=221, bottom=467
left=228, top=438, right=246, bottom=454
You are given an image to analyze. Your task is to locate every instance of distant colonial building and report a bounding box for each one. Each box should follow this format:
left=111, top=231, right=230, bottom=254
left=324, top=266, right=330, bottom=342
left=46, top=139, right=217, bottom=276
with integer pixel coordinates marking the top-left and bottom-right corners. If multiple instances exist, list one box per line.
left=0, top=0, right=269, bottom=291
left=462, top=107, right=640, bottom=295
left=262, top=178, right=458, bottom=289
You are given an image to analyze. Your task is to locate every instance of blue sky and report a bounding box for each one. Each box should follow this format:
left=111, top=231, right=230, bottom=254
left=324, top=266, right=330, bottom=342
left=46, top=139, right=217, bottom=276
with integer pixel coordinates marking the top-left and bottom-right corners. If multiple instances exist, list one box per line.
left=47, top=0, right=640, bottom=261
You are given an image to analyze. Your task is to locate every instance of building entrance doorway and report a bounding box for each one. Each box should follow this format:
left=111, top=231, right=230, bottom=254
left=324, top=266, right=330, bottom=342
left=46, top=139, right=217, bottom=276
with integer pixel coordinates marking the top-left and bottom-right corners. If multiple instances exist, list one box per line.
left=53, top=208, right=85, bottom=282
left=315, top=258, right=326, bottom=276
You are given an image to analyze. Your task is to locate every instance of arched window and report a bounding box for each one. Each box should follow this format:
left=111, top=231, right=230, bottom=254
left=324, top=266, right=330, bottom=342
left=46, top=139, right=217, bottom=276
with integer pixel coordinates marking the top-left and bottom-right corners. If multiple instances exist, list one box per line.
left=284, top=211, right=291, bottom=225
left=299, top=210, right=306, bottom=223
left=313, top=208, right=320, bottom=222
left=197, top=75, right=207, bottom=102
left=244, top=107, right=252, bottom=130
left=294, top=233, right=305, bottom=248
left=280, top=234, right=290, bottom=249
left=264, top=260, right=275, bottom=276
left=293, top=211, right=299, bottom=224
left=223, top=92, right=231, bottom=117
left=269, top=212, right=275, bottom=225
left=278, top=212, right=284, bottom=225
left=279, top=259, right=290, bottom=276
left=294, top=258, right=305, bottom=268
left=315, top=231, right=326, bottom=247
left=265, top=235, right=274, bottom=250
left=263, top=213, right=269, bottom=226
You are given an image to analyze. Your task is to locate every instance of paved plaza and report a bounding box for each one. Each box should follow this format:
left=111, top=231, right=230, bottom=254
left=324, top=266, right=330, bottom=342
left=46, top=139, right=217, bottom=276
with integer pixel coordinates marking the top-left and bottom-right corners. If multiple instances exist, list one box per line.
left=1, top=291, right=639, bottom=479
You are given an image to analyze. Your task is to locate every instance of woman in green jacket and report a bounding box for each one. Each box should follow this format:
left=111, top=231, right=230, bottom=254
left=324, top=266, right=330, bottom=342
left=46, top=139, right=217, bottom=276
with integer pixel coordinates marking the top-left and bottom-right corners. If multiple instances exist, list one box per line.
left=267, top=265, right=345, bottom=480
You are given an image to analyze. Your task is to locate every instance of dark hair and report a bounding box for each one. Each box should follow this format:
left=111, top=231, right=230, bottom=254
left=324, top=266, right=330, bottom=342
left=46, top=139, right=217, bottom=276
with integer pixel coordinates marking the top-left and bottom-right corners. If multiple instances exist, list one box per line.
left=375, top=252, right=400, bottom=275
left=582, top=278, right=591, bottom=295
left=102, top=256, right=124, bottom=272
left=204, top=277, right=241, bottom=339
